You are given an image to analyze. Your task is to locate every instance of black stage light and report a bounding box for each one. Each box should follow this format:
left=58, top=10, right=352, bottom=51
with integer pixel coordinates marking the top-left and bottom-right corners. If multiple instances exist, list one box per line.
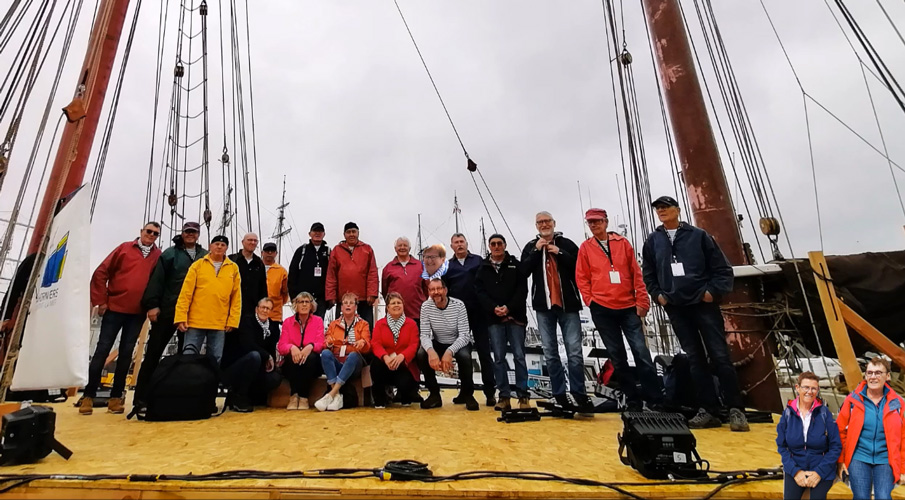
left=0, top=405, right=71, bottom=465
left=617, top=411, right=706, bottom=479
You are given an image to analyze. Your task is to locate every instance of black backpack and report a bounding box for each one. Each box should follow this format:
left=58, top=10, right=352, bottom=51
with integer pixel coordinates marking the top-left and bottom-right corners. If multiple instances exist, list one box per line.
left=128, top=346, right=222, bottom=421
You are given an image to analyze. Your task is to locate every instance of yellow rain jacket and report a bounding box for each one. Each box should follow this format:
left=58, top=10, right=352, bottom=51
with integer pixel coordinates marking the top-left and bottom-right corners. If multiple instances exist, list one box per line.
left=175, top=255, right=242, bottom=330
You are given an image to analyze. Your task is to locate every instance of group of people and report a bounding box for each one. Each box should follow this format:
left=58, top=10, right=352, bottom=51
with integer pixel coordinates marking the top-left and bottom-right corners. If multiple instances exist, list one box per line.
left=82, top=195, right=749, bottom=432
left=777, top=358, right=905, bottom=500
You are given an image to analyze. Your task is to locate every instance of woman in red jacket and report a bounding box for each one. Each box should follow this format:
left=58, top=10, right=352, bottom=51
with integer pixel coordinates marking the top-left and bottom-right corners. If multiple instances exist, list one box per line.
left=370, top=292, right=421, bottom=408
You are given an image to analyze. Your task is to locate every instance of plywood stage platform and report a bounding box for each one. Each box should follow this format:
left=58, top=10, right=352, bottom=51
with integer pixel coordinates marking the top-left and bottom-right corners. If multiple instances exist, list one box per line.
left=0, top=391, right=890, bottom=499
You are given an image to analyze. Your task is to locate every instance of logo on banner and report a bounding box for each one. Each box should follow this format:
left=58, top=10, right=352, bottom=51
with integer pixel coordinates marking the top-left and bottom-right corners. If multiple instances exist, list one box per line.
left=41, top=232, right=69, bottom=288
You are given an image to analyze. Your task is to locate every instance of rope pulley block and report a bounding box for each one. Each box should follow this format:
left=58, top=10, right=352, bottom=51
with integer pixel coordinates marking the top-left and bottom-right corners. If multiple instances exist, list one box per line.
left=221, top=150, right=229, bottom=164
left=758, top=217, right=781, bottom=237
left=174, top=64, right=185, bottom=78
left=167, top=189, right=177, bottom=208
left=620, top=50, right=633, bottom=66
left=203, top=209, right=212, bottom=225
left=199, top=0, right=208, bottom=15
left=466, top=157, right=477, bottom=172
left=63, top=98, right=87, bottom=123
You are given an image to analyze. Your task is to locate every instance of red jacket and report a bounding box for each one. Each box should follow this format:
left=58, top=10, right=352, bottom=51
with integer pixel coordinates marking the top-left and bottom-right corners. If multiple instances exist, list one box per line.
left=371, top=316, right=420, bottom=381
left=277, top=313, right=325, bottom=363
left=325, top=240, right=379, bottom=302
left=575, top=233, right=650, bottom=311
left=90, top=240, right=161, bottom=314
left=381, top=257, right=427, bottom=319
left=837, top=381, right=905, bottom=477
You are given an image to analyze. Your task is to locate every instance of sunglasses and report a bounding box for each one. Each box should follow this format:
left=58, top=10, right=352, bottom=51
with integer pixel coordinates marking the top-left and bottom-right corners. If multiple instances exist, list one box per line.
left=489, top=241, right=505, bottom=247
left=145, top=229, right=160, bottom=236
left=183, top=229, right=199, bottom=234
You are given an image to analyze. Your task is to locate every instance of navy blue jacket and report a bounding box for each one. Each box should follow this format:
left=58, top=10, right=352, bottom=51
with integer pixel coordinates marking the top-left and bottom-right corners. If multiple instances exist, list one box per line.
left=445, top=253, right=483, bottom=310
left=641, top=223, right=733, bottom=306
left=474, top=253, right=529, bottom=325
left=775, top=398, right=842, bottom=481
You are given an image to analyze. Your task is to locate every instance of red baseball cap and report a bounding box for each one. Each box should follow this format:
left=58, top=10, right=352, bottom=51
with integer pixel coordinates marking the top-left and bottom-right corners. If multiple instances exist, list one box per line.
left=584, top=208, right=608, bottom=221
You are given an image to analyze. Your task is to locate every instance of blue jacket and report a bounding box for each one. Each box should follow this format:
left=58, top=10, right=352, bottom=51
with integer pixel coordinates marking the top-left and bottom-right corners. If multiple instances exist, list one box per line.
left=776, top=397, right=842, bottom=481
left=445, top=253, right=483, bottom=310
left=641, top=223, right=733, bottom=306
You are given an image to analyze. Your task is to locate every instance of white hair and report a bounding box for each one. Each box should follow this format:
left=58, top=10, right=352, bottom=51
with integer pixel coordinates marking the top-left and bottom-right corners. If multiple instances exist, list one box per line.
left=536, top=211, right=554, bottom=220
left=395, top=236, right=411, bottom=247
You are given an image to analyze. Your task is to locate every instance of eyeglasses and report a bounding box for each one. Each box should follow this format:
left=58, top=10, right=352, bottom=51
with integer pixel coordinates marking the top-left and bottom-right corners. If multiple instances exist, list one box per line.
left=798, top=386, right=819, bottom=393
left=587, top=219, right=608, bottom=225
left=866, top=370, right=887, bottom=377
left=144, top=229, right=160, bottom=236
left=295, top=299, right=311, bottom=304
left=424, top=255, right=440, bottom=260
left=535, top=218, right=554, bottom=225
left=489, top=242, right=505, bottom=247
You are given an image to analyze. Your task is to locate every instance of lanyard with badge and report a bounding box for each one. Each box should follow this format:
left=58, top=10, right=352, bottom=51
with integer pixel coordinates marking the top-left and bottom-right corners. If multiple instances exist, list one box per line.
left=595, top=238, right=621, bottom=284
left=312, top=246, right=323, bottom=277
left=667, top=230, right=685, bottom=277
left=340, top=319, right=355, bottom=357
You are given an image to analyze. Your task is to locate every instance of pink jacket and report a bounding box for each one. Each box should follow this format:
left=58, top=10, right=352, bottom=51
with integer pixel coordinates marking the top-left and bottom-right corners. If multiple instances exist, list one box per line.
left=277, top=313, right=325, bottom=361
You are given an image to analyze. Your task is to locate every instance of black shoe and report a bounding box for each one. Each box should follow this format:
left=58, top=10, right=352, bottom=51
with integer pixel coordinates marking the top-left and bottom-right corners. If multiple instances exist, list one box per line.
left=729, top=408, right=750, bottom=432
left=421, top=392, right=443, bottom=409
left=463, top=395, right=479, bottom=411
left=572, top=393, right=594, bottom=413
left=485, top=394, right=497, bottom=407
left=452, top=394, right=465, bottom=405
left=553, top=394, right=570, bottom=408
left=688, top=408, right=722, bottom=429
left=625, top=401, right=643, bottom=413
left=373, top=395, right=388, bottom=408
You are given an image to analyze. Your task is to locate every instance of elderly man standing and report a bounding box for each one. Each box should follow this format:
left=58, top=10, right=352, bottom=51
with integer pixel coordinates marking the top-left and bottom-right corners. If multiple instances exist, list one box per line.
left=381, top=237, right=426, bottom=326
left=288, top=222, right=330, bottom=318
left=417, top=277, right=477, bottom=411
left=325, top=222, right=378, bottom=329
left=476, top=234, right=530, bottom=411
left=230, top=233, right=267, bottom=319
left=176, top=235, right=242, bottom=362
left=261, top=242, right=289, bottom=323
left=446, top=233, right=496, bottom=406
left=576, top=208, right=662, bottom=412
left=81, top=222, right=162, bottom=415
left=134, top=221, right=207, bottom=412
left=642, top=195, right=746, bottom=431
left=520, top=211, right=592, bottom=411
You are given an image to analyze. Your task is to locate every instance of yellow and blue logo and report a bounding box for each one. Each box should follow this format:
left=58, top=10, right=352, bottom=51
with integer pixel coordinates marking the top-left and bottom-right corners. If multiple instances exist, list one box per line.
left=41, top=232, right=68, bottom=288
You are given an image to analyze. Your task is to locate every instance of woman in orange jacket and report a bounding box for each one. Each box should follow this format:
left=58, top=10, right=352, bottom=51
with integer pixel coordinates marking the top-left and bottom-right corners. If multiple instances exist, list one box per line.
left=314, top=293, right=371, bottom=411
left=837, top=357, right=905, bottom=499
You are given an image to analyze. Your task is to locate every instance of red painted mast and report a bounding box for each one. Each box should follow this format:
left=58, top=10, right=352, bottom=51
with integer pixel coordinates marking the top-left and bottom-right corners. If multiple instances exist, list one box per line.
left=27, top=0, right=132, bottom=254
left=641, top=0, right=781, bottom=411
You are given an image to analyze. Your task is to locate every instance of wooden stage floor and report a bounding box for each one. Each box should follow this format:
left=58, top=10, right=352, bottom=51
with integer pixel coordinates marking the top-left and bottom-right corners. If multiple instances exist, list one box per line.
left=0, top=391, right=888, bottom=499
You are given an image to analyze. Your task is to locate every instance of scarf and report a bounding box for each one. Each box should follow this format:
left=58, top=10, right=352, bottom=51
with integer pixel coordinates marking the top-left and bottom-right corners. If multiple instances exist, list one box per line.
left=256, top=316, right=271, bottom=339
left=387, top=314, right=406, bottom=343
left=137, top=242, right=153, bottom=258
left=421, top=259, right=449, bottom=280
left=342, top=316, right=359, bottom=343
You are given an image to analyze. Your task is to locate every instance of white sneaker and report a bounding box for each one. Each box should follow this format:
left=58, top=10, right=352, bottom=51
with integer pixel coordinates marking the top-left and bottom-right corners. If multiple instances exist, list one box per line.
left=286, top=394, right=300, bottom=411
left=327, top=394, right=343, bottom=411
left=314, top=394, right=333, bottom=412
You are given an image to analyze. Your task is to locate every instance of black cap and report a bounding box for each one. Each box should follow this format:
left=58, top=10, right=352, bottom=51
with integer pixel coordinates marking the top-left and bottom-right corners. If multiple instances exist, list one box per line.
left=651, top=195, right=679, bottom=208
left=262, top=242, right=277, bottom=252
left=211, top=235, right=229, bottom=245
left=310, top=222, right=325, bottom=232
left=488, top=233, right=506, bottom=244
left=344, top=222, right=359, bottom=232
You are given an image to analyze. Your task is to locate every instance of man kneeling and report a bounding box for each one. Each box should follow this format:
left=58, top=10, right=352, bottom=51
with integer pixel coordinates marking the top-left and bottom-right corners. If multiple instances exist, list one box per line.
left=221, top=298, right=282, bottom=412
left=416, top=277, right=478, bottom=411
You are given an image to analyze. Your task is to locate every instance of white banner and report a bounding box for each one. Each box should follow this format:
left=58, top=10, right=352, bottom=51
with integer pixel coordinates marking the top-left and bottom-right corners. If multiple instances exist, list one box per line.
left=12, top=188, right=91, bottom=391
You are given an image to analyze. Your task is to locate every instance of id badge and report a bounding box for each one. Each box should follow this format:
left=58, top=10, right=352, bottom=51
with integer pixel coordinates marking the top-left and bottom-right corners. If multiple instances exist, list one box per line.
left=339, top=345, right=347, bottom=357
left=609, top=270, right=621, bottom=284
left=671, top=262, right=685, bottom=277
left=314, top=266, right=322, bottom=277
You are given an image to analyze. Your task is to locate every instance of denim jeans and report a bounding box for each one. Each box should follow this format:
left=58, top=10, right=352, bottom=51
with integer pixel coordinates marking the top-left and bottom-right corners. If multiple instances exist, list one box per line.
left=85, top=311, right=145, bottom=398
left=782, top=474, right=833, bottom=500
left=536, top=309, right=585, bottom=396
left=664, top=302, right=743, bottom=412
left=183, top=328, right=226, bottom=363
left=320, top=350, right=363, bottom=385
left=488, top=323, right=528, bottom=399
left=590, top=303, right=663, bottom=406
left=849, top=459, right=895, bottom=500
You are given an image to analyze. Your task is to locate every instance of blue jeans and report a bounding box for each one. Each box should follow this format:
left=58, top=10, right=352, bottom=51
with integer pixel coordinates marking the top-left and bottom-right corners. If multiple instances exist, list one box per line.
left=85, top=311, right=145, bottom=398
left=590, top=303, right=663, bottom=406
left=849, top=459, right=895, bottom=500
left=488, top=323, right=528, bottom=399
left=183, top=328, right=226, bottom=363
left=536, top=309, right=585, bottom=396
left=664, top=302, right=743, bottom=412
left=782, top=474, right=833, bottom=500
left=320, top=350, right=363, bottom=385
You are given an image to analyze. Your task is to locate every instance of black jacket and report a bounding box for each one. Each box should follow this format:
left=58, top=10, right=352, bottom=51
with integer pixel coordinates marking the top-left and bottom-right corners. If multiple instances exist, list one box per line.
left=287, top=241, right=330, bottom=301
left=141, top=235, right=208, bottom=314
left=641, top=222, right=734, bottom=306
left=474, top=253, right=529, bottom=325
left=520, top=233, right=583, bottom=313
left=445, top=253, right=483, bottom=310
left=221, top=314, right=280, bottom=369
left=229, top=252, right=268, bottom=317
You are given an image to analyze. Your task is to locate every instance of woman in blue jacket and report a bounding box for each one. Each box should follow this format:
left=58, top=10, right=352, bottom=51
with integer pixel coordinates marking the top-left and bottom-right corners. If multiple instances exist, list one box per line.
left=776, top=371, right=843, bottom=499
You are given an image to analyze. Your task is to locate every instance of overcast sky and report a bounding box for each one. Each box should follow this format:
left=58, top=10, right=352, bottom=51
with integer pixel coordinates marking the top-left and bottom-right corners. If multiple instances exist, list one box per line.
left=2, top=0, right=904, bottom=274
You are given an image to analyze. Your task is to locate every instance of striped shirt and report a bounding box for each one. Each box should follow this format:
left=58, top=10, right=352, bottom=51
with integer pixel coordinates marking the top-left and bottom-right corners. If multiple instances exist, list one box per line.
left=419, top=296, right=471, bottom=354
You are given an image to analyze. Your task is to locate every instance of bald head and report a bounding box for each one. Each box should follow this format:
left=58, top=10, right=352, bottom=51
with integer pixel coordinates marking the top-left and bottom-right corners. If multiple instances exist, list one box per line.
left=242, top=233, right=259, bottom=255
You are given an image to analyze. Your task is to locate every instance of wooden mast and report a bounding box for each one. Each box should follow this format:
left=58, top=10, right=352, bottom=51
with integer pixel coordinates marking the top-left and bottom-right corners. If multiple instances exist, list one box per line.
left=641, top=0, right=782, bottom=411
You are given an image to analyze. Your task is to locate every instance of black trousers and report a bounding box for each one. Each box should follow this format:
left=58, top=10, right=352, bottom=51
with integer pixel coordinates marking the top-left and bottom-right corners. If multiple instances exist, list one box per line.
left=133, top=311, right=184, bottom=404
left=223, top=351, right=282, bottom=406
left=467, top=308, right=496, bottom=398
left=416, top=340, right=474, bottom=396
left=281, top=353, right=322, bottom=397
left=370, top=358, right=418, bottom=405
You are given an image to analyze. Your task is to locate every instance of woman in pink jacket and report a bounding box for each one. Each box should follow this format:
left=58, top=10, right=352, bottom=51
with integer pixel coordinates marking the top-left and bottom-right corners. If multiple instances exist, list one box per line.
left=278, top=292, right=325, bottom=410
